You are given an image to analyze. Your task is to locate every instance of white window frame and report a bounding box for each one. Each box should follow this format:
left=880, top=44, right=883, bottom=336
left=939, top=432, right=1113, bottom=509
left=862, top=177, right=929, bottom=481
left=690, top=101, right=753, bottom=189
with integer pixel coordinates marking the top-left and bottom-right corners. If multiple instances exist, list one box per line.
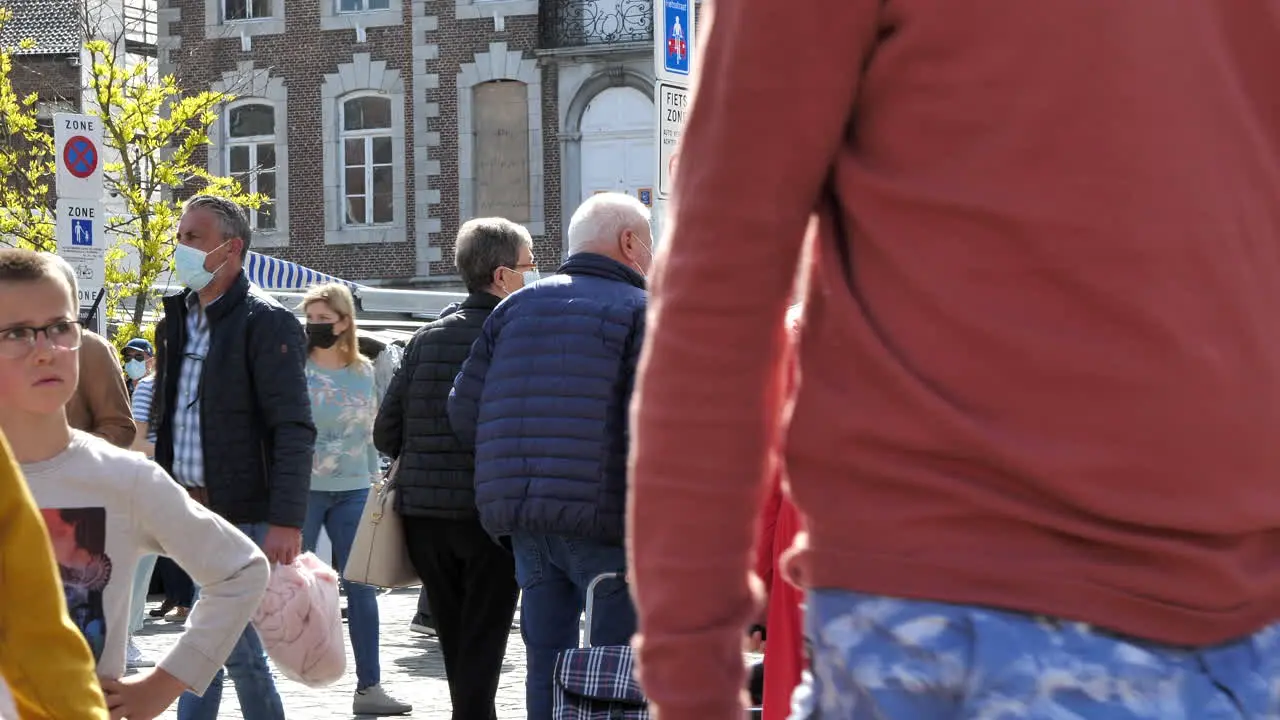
left=339, top=94, right=395, bottom=228
left=223, top=0, right=271, bottom=21
left=204, top=0, right=284, bottom=39
left=226, top=102, right=279, bottom=232
left=337, top=0, right=390, bottom=13
left=208, top=65, right=290, bottom=247
left=319, top=0, right=401, bottom=32
left=320, top=54, right=407, bottom=246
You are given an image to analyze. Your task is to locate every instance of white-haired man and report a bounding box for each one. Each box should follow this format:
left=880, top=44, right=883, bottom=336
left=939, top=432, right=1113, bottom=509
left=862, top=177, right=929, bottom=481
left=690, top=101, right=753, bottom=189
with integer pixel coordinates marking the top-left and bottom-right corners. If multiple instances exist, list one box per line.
left=449, top=193, right=652, bottom=720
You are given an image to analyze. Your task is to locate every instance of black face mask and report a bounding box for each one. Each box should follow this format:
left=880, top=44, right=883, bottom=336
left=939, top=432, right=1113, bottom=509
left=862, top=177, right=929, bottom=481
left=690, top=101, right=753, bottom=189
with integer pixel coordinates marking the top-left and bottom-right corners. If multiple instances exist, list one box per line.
left=306, top=322, right=340, bottom=350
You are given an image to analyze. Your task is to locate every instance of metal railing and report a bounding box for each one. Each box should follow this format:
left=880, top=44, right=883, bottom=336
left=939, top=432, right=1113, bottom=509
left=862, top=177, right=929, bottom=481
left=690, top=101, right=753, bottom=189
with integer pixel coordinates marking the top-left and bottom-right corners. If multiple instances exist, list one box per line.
left=541, top=0, right=653, bottom=49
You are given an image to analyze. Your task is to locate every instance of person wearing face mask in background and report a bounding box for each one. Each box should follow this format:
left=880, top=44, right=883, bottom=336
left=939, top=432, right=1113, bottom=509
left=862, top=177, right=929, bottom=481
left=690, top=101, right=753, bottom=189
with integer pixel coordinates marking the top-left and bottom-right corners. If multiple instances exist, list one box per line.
left=120, top=336, right=164, bottom=670
left=448, top=193, right=652, bottom=720
left=153, top=195, right=315, bottom=720
left=297, top=282, right=412, bottom=716
left=374, top=217, right=534, bottom=719
left=121, top=338, right=153, bottom=397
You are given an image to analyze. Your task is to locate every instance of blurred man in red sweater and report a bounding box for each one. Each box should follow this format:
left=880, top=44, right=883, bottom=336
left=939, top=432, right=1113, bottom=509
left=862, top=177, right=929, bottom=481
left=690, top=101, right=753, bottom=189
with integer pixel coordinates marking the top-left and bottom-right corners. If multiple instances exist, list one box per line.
left=628, top=2, right=1280, bottom=718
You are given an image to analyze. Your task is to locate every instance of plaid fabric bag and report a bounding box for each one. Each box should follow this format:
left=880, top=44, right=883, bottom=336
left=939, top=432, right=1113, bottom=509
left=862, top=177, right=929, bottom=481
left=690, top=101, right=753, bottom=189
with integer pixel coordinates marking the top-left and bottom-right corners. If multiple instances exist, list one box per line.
left=552, top=572, right=650, bottom=720
left=553, top=645, right=649, bottom=720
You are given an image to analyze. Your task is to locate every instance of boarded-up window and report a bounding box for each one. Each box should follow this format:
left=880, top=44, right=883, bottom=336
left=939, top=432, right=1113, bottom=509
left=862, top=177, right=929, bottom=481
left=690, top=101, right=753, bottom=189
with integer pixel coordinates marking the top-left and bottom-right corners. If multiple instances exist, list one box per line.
left=473, top=80, right=530, bottom=222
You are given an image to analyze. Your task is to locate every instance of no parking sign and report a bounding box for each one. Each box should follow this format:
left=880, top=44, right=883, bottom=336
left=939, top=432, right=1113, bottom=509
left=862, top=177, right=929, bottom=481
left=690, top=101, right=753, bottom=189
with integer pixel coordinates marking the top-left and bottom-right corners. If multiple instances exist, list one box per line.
left=53, top=113, right=106, bottom=333
left=54, top=113, right=104, bottom=199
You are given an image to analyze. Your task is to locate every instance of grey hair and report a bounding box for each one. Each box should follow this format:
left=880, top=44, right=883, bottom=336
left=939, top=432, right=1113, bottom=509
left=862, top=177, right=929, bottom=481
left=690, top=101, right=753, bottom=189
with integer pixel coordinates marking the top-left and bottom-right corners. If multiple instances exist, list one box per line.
left=182, top=194, right=253, bottom=258
left=42, top=252, right=80, bottom=298
left=454, top=217, right=534, bottom=294
left=566, top=193, right=651, bottom=256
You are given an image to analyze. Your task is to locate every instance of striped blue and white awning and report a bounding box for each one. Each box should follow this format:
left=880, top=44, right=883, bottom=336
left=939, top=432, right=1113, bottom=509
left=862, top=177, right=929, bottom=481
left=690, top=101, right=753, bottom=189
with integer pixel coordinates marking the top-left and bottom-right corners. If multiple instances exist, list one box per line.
left=245, top=252, right=362, bottom=291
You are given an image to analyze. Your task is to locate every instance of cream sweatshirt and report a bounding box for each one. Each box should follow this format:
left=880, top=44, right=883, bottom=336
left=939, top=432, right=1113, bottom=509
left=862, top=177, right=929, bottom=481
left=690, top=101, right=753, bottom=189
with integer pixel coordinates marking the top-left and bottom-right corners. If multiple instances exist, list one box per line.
left=21, top=431, right=270, bottom=694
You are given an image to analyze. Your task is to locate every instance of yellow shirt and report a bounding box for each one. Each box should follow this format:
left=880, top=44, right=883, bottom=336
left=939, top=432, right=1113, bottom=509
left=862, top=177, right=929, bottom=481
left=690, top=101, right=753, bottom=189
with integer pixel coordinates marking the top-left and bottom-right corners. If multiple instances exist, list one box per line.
left=0, top=431, right=108, bottom=719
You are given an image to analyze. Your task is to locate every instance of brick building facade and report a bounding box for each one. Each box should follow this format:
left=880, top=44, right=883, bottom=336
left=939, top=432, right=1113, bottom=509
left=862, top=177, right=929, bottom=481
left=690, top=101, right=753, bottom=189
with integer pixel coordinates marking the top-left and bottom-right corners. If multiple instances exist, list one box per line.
left=158, top=0, right=662, bottom=288
left=3, top=0, right=88, bottom=135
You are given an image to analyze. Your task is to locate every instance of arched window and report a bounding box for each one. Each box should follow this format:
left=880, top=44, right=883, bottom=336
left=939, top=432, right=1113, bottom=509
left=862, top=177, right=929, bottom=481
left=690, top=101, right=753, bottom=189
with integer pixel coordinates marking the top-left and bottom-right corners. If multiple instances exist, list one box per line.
left=339, top=95, right=394, bottom=227
left=227, top=102, right=277, bottom=230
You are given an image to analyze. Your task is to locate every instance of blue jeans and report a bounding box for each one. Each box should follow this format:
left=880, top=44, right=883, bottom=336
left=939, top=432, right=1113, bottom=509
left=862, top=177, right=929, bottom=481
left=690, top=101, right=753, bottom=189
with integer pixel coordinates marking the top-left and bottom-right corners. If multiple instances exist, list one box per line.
left=511, top=531, right=636, bottom=720
left=129, top=554, right=157, bottom=635
left=792, top=589, right=1280, bottom=719
left=177, top=522, right=284, bottom=720
left=302, top=488, right=380, bottom=690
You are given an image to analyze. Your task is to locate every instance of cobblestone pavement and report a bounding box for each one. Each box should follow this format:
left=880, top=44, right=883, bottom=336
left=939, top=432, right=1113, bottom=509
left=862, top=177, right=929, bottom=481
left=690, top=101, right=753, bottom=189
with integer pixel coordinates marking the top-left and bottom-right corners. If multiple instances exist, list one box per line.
left=134, top=586, right=527, bottom=719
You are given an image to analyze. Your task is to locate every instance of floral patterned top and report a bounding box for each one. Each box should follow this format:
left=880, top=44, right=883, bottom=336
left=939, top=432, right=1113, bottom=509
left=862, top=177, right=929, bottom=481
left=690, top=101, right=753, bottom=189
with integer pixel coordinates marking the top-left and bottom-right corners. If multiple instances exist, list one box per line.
left=306, top=359, right=379, bottom=492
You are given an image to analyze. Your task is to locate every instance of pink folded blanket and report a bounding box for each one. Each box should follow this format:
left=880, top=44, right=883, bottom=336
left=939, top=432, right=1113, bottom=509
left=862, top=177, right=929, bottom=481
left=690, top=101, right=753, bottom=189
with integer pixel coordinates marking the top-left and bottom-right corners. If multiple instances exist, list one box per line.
left=251, top=552, right=346, bottom=687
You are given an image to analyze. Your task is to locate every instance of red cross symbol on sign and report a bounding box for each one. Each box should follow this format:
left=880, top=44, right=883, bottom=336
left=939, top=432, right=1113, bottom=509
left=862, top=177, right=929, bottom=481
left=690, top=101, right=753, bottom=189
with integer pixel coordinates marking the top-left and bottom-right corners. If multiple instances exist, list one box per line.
left=64, top=136, right=99, bottom=179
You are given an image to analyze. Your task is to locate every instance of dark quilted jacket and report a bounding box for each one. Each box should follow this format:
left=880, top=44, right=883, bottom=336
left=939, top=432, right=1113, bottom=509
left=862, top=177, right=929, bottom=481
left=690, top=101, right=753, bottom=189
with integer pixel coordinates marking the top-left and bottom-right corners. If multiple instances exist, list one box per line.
left=448, top=253, right=647, bottom=544
left=373, top=292, right=500, bottom=519
left=154, top=272, right=316, bottom=527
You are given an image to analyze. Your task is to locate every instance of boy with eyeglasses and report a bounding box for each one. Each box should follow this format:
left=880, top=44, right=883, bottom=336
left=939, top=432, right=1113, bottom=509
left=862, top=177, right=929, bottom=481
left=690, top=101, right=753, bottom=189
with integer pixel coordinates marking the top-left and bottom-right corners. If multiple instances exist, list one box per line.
left=0, top=248, right=270, bottom=720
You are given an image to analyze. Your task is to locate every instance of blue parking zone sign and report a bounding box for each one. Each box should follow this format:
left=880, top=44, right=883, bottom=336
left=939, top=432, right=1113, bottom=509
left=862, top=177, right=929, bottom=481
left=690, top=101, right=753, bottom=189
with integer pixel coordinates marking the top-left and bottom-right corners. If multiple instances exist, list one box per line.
left=71, top=218, right=93, bottom=246
left=663, top=0, right=690, bottom=76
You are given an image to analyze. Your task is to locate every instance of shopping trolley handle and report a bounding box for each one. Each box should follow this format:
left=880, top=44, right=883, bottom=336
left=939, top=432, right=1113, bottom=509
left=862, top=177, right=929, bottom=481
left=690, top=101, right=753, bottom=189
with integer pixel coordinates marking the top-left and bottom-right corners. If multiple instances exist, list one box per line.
left=582, top=571, right=627, bottom=649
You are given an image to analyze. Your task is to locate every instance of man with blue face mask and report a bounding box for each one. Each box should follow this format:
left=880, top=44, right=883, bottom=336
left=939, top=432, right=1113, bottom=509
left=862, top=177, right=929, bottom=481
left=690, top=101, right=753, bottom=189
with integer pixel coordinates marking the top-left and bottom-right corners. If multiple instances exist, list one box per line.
left=448, top=192, right=653, bottom=720
left=153, top=195, right=315, bottom=720
left=121, top=338, right=152, bottom=395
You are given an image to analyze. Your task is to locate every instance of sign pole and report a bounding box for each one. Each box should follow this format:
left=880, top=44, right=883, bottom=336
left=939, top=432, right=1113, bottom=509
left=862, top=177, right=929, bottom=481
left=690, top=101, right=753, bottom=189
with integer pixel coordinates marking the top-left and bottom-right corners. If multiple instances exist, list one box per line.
left=53, top=113, right=107, bottom=336
left=653, top=0, right=695, bottom=244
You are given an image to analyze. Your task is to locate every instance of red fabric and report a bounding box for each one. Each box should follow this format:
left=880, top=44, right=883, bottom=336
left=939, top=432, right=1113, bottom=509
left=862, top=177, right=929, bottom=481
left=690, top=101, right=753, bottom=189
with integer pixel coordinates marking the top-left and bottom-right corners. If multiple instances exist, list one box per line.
left=755, top=474, right=804, bottom=720
left=630, top=3, right=1280, bottom=718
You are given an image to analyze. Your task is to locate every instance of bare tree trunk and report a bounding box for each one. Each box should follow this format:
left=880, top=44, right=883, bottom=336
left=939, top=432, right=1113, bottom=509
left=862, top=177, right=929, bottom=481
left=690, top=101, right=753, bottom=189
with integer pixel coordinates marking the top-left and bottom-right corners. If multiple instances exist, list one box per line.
left=131, top=292, right=146, bottom=327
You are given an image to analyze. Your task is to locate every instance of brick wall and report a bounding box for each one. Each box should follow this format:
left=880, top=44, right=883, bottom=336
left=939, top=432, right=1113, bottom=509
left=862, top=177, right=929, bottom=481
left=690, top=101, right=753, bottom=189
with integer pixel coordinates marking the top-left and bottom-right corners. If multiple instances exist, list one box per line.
left=167, top=0, right=417, bottom=282
left=9, top=54, right=81, bottom=108
left=539, top=60, right=562, bottom=269
left=164, top=0, right=580, bottom=287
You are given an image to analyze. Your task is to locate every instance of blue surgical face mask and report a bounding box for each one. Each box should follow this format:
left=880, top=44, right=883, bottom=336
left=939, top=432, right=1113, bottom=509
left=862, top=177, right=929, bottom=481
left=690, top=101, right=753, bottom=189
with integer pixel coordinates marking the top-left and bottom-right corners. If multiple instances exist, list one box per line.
left=124, top=359, right=147, bottom=380
left=521, top=269, right=541, bottom=286
left=174, top=241, right=230, bottom=292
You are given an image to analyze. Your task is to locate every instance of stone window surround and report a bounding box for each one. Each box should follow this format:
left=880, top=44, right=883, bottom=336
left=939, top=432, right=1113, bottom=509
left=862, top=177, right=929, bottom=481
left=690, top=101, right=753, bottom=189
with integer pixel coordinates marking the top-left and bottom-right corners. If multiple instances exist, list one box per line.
left=321, top=54, right=408, bottom=246
left=456, top=0, right=537, bottom=31
left=457, top=42, right=545, bottom=237
left=320, top=0, right=403, bottom=34
left=209, top=62, right=290, bottom=248
left=203, top=0, right=285, bottom=40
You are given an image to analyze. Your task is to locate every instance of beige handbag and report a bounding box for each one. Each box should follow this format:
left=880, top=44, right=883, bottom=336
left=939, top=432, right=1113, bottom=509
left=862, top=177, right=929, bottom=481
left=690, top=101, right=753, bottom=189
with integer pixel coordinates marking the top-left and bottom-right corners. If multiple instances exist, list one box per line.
left=344, top=460, right=419, bottom=589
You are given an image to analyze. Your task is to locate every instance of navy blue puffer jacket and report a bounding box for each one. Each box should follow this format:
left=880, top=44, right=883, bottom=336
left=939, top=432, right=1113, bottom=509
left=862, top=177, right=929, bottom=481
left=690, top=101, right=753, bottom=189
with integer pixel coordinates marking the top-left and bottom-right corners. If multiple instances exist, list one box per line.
left=448, top=252, right=647, bottom=544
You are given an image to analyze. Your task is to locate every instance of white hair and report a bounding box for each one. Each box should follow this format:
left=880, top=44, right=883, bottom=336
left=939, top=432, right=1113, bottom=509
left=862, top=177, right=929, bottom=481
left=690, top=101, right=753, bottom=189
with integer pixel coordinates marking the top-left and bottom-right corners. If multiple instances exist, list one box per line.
left=566, top=192, right=652, bottom=256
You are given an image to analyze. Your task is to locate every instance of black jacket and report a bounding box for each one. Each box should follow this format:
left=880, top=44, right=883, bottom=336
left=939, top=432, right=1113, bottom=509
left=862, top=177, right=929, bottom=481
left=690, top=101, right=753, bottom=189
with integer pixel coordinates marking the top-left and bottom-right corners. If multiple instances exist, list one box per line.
left=154, top=271, right=315, bottom=528
left=374, top=292, right=500, bottom=519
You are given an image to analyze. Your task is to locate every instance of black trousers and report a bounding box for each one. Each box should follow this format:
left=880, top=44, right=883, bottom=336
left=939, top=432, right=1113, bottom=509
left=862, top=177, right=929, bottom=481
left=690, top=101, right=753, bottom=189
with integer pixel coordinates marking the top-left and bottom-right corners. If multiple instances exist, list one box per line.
left=155, top=556, right=194, bottom=606
left=403, top=516, right=520, bottom=720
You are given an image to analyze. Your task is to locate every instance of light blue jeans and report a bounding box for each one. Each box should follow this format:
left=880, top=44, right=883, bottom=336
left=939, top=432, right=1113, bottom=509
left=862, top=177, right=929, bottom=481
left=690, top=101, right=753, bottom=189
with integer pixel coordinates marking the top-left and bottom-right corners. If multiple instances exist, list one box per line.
left=129, top=554, right=158, bottom=635
left=792, top=589, right=1280, bottom=719
left=302, top=488, right=380, bottom=690
left=176, top=522, right=284, bottom=720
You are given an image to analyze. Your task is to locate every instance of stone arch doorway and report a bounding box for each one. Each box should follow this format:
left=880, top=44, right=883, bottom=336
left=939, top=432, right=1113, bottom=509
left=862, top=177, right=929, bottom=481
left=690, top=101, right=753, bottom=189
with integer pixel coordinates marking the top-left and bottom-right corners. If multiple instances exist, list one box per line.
left=561, top=68, right=655, bottom=258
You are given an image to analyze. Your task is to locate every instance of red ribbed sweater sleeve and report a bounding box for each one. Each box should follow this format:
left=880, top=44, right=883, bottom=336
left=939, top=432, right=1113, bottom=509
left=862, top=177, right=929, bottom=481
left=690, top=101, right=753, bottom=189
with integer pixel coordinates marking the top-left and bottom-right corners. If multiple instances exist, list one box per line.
left=626, top=2, right=880, bottom=718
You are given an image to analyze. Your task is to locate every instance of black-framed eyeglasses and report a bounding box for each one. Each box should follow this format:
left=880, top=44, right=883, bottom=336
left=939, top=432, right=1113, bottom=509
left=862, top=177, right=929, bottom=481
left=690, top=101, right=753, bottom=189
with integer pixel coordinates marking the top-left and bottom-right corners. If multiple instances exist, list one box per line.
left=122, top=351, right=147, bottom=362
left=0, top=320, right=84, bottom=359
left=183, top=351, right=205, bottom=409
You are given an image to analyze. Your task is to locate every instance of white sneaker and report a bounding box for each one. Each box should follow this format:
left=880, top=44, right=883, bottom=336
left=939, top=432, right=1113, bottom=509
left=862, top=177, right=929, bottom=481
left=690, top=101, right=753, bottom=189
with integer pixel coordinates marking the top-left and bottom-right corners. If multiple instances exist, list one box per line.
left=126, top=640, right=155, bottom=669
left=353, top=684, right=412, bottom=716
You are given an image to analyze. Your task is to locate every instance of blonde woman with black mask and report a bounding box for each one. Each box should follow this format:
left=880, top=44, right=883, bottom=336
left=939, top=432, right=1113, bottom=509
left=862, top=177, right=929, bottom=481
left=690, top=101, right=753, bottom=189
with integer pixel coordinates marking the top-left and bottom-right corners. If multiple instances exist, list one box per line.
left=299, top=283, right=410, bottom=716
